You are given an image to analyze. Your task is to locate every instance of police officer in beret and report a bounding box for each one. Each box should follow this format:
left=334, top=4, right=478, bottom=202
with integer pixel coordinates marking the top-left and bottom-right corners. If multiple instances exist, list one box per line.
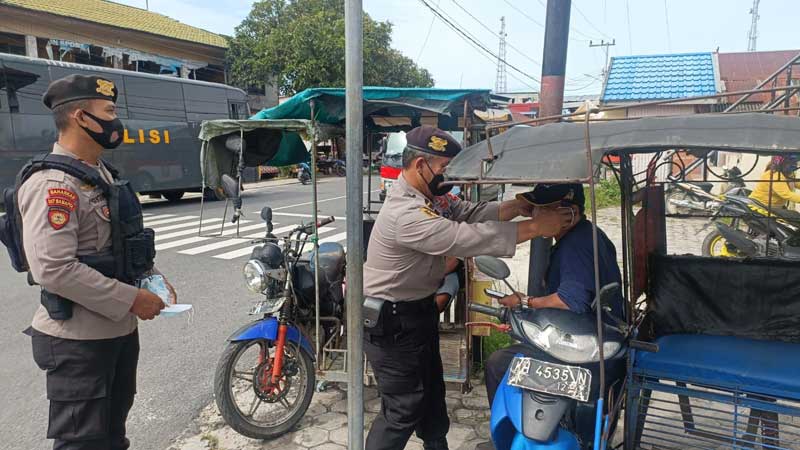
left=483, top=184, right=625, bottom=446
left=17, top=75, right=172, bottom=449
left=363, top=126, right=575, bottom=450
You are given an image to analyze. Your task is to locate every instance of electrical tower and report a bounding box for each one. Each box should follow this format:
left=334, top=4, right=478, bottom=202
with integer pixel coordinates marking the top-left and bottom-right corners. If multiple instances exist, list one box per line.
left=747, top=0, right=760, bottom=52
left=590, top=39, right=616, bottom=78
left=495, top=16, right=508, bottom=93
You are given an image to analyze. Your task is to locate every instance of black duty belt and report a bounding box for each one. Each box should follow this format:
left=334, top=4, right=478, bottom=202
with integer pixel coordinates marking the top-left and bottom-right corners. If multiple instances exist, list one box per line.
left=386, top=295, right=435, bottom=317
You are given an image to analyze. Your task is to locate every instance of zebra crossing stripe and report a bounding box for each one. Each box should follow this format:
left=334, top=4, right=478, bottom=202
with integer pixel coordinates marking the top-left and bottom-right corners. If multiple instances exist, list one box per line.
left=142, top=215, right=198, bottom=227
left=300, top=232, right=348, bottom=255
left=154, top=222, right=266, bottom=251
left=177, top=223, right=307, bottom=255
left=142, top=214, right=176, bottom=222
left=151, top=218, right=223, bottom=236
left=212, top=227, right=338, bottom=261
left=154, top=219, right=251, bottom=242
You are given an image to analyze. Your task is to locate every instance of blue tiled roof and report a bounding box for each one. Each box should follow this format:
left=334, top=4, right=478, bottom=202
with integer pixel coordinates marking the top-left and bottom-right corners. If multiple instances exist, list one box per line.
left=601, top=52, right=718, bottom=103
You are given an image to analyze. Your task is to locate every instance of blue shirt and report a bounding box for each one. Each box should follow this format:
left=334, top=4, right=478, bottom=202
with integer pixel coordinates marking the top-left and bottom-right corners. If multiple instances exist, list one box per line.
left=546, top=219, right=625, bottom=320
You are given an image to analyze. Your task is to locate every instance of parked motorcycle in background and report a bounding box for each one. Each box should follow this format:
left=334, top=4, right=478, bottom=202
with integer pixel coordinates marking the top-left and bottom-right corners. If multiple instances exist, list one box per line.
left=212, top=198, right=345, bottom=438
left=665, top=166, right=749, bottom=215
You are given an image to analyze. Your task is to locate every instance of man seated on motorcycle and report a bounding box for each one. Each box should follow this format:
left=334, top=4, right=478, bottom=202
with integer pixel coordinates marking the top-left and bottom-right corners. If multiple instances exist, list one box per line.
left=483, top=183, right=625, bottom=406
left=750, top=155, right=800, bottom=210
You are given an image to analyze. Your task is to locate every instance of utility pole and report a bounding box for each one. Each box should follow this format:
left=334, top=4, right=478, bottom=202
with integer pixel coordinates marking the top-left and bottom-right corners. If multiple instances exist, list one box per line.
left=590, top=39, right=616, bottom=78
left=747, top=0, right=760, bottom=52
left=344, top=0, right=364, bottom=449
left=528, top=0, right=571, bottom=296
left=495, top=17, right=508, bottom=93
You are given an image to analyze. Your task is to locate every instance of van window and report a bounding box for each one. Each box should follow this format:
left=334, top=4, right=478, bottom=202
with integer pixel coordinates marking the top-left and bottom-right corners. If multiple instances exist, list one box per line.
left=183, top=84, right=229, bottom=122
left=49, top=66, right=128, bottom=118
left=229, top=101, right=248, bottom=119
left=125, top=75, right=186, bottom=121
left=1, top=61, right=50, bottom=115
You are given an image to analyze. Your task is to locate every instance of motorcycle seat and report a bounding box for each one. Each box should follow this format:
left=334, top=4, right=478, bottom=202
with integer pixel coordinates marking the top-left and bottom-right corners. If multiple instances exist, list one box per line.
left=748, top=198, right=800, bottom=222
left=634, top=334, right=800, bottom=400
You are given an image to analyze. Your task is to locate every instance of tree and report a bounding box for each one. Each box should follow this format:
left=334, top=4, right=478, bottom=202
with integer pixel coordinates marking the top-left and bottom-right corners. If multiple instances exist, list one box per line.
left=227, top=0, right=434, bottom=95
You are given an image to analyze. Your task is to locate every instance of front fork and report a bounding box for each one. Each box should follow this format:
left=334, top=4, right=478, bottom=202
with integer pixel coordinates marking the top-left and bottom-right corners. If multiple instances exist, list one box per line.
left=271, top=321, right=289, bottom=385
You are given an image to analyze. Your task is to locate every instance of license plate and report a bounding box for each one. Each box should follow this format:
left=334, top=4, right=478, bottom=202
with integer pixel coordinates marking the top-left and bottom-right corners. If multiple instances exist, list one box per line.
left=507, top=357, right=592, bottom=402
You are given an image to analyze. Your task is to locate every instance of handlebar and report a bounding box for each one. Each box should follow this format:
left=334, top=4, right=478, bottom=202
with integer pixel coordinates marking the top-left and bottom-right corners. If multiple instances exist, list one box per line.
left=299, top=216, right=336, bottom=234
left=468, top=303, right=505, bottom=320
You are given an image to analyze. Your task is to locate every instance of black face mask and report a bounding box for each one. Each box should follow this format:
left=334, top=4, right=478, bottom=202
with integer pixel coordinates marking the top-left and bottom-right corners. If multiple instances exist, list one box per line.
left=422, top=159, right=451, bottom=197
left=79, top=110, right=124, bottom=149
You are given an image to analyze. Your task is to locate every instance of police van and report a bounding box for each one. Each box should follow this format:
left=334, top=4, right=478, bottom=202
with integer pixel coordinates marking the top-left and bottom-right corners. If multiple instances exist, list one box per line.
left=0, top=53, right=249, bottom=202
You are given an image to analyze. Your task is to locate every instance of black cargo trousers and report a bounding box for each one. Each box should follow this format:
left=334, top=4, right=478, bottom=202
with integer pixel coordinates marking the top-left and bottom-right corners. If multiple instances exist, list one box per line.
left=364, top=296, right=450, bottom=450
left=27, top=328, right=139, bottom=450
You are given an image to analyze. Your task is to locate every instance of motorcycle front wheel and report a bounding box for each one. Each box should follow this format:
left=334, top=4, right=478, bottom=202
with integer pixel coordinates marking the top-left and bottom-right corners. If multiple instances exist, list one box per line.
left=214, top=339, right=315, bottom=439
left=335, top=165, right=346, bottom=177
left=702, top=229, right=741, bottom=257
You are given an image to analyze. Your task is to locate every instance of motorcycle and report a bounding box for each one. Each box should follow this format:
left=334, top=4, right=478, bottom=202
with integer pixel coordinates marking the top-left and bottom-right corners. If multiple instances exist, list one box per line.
left=665, top=166, right=749, bottom=215
left=701, top=193, right=800, bottom=259
left=317, top=158, right=346, bottom=177
left=469, top=256, right=628, bottom=450
left=213, top=204, right=345, bottom=439
left=297, top=162, right=312, bottom=185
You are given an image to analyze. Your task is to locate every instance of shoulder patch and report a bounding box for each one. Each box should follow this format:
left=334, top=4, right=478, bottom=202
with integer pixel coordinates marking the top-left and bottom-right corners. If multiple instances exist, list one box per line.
left=47, top=209, right=70, bottom=230
left=48, top=188, right=78, bottom=202
left=419, top=206, right=440, bottom=218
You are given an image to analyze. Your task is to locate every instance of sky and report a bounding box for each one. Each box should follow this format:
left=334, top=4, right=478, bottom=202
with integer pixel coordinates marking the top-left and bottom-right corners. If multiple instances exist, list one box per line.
left=115, top=0, right=800, bottom=95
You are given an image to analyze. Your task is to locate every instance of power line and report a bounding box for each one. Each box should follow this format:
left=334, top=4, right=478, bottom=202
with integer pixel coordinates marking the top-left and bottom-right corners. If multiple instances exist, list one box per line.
left=418, top=0, right=541, bottom=84
left=663, top=0, right=672, bottom=52
left=530, top=0, right=598, bottom=41
left=564, top=78, right=600, bottom=92
left=449, top=0, right=542, bottom=67
left=416, top=0, right=441, bottom=63
left=625, top=0, right=634, bottom=53
left=572, top=1, right=612, bottom=40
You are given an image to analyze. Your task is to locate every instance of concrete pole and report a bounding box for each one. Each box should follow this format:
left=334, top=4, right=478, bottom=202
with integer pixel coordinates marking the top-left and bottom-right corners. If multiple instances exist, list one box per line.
left=345, top=0, right=364, bottom=449
left=527, top=0, right=571, bottom=296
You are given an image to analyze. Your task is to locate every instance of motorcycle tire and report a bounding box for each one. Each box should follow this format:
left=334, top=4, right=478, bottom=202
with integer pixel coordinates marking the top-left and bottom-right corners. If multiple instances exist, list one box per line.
left=701, top=229, right=740, bottom=257
left=214, top=339, right=315, bottom=440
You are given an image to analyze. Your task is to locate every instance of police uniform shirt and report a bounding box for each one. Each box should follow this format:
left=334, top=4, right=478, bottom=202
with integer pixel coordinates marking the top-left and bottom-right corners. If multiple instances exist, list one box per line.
left=364, top=174, right=517, bottom=302
left=18, top=144, right=140, bottom=340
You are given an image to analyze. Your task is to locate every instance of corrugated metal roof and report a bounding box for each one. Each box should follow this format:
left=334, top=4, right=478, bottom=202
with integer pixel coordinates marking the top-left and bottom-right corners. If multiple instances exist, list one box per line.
left=602, top=52, right=718, bottom=103
left=2, top=0, right=227, bottom=48
left=718, top=50, right=800, bottom=103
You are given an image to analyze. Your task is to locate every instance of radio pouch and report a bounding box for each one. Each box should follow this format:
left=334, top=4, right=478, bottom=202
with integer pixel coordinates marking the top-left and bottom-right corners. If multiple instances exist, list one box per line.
left=362, top=297, right=386, bottom=332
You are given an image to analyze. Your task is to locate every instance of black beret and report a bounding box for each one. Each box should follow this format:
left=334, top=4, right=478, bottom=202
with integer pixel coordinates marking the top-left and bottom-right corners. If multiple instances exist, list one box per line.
left=405, top=125, right=462, bottom=158
left=43, top=74, right=118, bottom=110
left=517, top=183, right=585, bottom=212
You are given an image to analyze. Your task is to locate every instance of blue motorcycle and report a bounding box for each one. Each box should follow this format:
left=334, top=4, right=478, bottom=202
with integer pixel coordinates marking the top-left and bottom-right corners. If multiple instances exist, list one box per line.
left=213, top=206, right=344, bottom=439
left=471, top=256, right=627, bottom=450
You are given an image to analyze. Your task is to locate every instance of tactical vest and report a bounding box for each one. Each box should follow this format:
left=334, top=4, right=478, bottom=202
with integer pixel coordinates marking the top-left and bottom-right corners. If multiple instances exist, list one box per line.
left=0, top=153, right=155, bottom=319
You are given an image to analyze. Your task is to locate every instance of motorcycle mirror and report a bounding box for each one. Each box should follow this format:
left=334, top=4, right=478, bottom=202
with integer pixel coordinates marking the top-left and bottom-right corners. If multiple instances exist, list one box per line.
left=220, top=174, right=240, bottom=202
left=474, top=256, right=510, bottom=280
left=260, top=207, right=273, bottom=223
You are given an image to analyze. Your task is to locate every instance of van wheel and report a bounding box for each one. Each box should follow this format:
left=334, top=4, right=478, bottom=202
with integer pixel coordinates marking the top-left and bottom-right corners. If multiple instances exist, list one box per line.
left=163, top=191, right=185, bottom=202
left=203, top=187, right=225, bottom=201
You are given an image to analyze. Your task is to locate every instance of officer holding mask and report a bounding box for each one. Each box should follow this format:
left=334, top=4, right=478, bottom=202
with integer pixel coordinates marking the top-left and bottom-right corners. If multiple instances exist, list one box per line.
left=363, top=126, right=575, bottom=450
left=17, top=75, right=172, bottom=450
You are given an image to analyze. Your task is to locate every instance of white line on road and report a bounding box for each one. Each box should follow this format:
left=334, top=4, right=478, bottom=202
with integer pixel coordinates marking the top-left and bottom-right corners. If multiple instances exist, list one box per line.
left=151, top=218, right=223, bottom=236
left=154, top=222, right=267, bottom=251
left=271, top=212, right=347, bottom=221
left=154, top=219, right=253, bottom=243
left=142, top=214, right=176, bottom=222
left=260, top=189, right=381, bottom=213
left=213, top=227, right=337, bottom=260
left=301, top=232, right=348, bottom=254
left=143, top=215, right=198, bottom=227
left=178, top=224, right=332, bottom=256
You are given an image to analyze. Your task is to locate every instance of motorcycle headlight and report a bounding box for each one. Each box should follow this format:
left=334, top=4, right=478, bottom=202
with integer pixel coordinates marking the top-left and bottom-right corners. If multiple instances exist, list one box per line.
left=521, top=321, right=613, bottom=364
left=243, top=260, right=268, bottom=294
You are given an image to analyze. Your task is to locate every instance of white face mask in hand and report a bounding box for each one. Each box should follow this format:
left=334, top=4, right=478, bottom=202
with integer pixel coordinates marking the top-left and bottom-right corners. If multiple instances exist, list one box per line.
left=138, top=275, right=193, bottom=318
